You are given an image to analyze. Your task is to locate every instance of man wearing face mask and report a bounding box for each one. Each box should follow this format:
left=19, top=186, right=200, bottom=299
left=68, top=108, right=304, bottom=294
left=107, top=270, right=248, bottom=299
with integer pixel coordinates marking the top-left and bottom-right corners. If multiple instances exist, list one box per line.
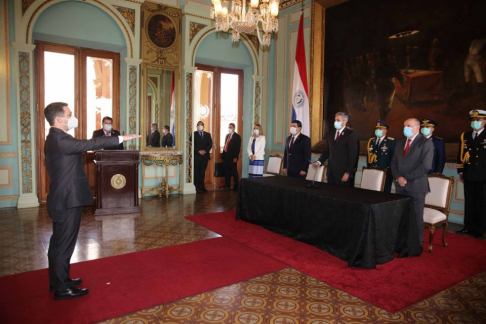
left=92, top=116, right=124, bottom=150
left=366, top=120, right=395, bottom=192
left=391, top=118, right=434, bottom=247
left=420, top=119, right=445, bottom=174
left=456, top=110, right=486, bottom=239
left=283, top=120, right=311, bottom=178
left=314, top=112, right=358, bottom=186
left=161, top=125, right=173, bottom=147
left=43, top=102, right=141, bottom=300
left=193, top=121, right=212, bottom=192
left=148, top=123, right=161, bottom=147
left=221, top=123, right=242, bottom=191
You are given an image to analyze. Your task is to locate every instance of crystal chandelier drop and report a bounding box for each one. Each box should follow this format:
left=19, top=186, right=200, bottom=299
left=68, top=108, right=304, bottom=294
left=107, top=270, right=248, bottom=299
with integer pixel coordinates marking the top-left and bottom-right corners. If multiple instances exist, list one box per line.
left=210, top=0, right=279, bottom=47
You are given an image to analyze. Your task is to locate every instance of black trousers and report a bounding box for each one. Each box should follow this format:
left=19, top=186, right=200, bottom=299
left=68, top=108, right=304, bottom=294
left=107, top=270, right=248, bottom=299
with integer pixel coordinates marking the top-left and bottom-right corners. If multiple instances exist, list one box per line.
left=194, top=157, right=208, bottom=190
left=224, top=158, right=239, bottom=188
left=327, top=172, right=354, bottom=187
left=384, top=172, right=393, bottom=193
left=396, top=187, right=426, bottom=246
left=464, top=180, right=486, bottom=234
left=47, top=206, right=83, bottom=292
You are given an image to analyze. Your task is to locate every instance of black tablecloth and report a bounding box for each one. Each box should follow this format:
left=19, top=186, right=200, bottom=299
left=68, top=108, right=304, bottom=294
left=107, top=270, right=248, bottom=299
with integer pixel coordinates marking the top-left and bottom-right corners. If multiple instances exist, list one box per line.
left=236, top=177, right=422, bottom=268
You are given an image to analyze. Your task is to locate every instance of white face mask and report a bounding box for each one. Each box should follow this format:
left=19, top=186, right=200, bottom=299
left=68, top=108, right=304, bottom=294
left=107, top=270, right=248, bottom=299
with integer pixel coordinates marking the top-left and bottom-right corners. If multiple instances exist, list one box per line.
left=104, top=124, right=113, bottom=132
left=290, top=127, right=297, bottom=135
left=61, top=116, right=78, bottom=130
left=197, top=125, right=204, bottom=131
left=163, top=129, right=168, bottom=134
left=151, top=127, right=155, bottom=133
left=254, top=129, right=259, bottom=135
left=228, top=128, right=234, bottom=134
left=334, top=121, right=343, bottom=130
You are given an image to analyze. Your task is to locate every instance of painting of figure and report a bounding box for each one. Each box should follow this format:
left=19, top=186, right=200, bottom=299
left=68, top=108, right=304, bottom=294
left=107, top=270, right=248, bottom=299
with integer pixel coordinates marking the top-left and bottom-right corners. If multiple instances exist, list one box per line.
left=323, top=0, right=486, bottom=142
left=147, top=14, right=176, bottom=49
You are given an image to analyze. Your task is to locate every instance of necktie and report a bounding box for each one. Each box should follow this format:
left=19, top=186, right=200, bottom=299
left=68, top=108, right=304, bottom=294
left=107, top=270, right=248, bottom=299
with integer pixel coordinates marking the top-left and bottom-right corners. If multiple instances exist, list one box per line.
left=289, top=136, right=295, bottom=148
left=199, top=131, right=203, bottom=138
left=473, top=132, right=478, bottom=140
left=225, top=134, right=232, bottom=152
left=334, top=130, right=340, bottom=143
left=375, top=138, right=380, bottom=146
left=403, top=138, right=411, bottom=157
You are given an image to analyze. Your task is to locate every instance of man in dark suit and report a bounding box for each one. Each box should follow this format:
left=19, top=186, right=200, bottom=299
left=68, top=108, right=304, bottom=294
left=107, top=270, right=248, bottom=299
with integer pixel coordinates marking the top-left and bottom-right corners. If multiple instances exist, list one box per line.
left=221, top=123, right=241, bottom=191
left=366, top=120, right=396, bottom=192
left=43, top=102, right=140, bottom=300
left=161, top=125, right=174, bottom=147
left=315, top=112, right=358, bottom=186
left=283, top=120, right=311, bottom=178
left=91, top=116, right=124, bottom=150
left=391, top=118, right=434, bottom=246
left=148, top=123, right=161, bottom=147
left=420, top=119, right=446, bottom=174
left=193, top=121, right=212, bottom=192
left=456, top=109, right=486, bottom=239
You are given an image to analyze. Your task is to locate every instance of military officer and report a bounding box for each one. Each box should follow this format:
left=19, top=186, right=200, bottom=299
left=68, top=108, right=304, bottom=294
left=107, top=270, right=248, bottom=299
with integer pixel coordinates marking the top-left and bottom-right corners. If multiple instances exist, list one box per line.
left=367, top=120, right=396, bottom=192
left=456, top=109, right=486, bottom=240
left=420, top=119, right=446, bottom=174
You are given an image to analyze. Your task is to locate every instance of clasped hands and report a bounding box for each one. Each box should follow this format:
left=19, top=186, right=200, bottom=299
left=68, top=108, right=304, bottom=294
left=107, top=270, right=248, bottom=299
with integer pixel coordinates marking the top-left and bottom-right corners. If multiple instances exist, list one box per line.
left=397, top=176, right=407, bottom=187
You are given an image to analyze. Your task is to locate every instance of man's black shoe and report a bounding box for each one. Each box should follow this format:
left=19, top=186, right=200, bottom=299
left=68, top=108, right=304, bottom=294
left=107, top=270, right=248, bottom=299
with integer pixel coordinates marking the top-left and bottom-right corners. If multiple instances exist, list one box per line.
left=49, top=278, right=83, bottom=292
left=220, top=186, right=230, bottom=190
left=455, top=228, right=469, bottom=235
left=471, top=232, right=486, bottom=240
left=201, top=188, right=208, bottom=192
left=54, top=286, right=89, bottom=300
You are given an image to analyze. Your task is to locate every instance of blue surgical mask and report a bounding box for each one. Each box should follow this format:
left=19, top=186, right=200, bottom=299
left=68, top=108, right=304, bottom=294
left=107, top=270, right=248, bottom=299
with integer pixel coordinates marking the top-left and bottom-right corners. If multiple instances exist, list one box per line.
left=471, top=121, right=483, bottom=131
left=375, top=129, right=383, bottom=137
left=334, top=121, right=342, bottom=129
left=254, top=129, right=259, bottom=135
left=420, top=127, right=431, bottom=136
left=403, top=126, right=413, bottom=138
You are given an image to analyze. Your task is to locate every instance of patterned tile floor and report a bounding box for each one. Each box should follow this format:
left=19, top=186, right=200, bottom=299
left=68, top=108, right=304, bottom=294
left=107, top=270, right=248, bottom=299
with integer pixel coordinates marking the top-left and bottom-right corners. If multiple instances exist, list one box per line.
left=0, top=190, right=485, bottom=323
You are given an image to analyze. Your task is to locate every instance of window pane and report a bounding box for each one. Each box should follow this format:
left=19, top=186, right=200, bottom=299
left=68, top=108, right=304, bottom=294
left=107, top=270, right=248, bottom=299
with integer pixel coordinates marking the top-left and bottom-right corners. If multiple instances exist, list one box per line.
left=86, top=57, right=113, bottom=138
left=220, top=73, right=238, bottom=152
left=44, top=51, right=75, bottom=138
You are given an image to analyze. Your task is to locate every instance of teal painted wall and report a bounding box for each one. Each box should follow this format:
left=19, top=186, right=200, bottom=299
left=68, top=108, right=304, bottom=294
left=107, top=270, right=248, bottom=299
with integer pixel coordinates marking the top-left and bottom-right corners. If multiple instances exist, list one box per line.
left=195, top=32, right=254, bottom=178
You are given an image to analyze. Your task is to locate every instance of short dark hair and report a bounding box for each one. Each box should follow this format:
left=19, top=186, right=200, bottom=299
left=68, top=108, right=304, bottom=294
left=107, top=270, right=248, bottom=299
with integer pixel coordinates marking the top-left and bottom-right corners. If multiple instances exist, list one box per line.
left=102, top=116, right=113, bottom=123
left=44, top=102, right=68, bottom=126
left=229, top=123, right=235, bottom=128
left=163, top=125, right=170, bottom=131
left=291, top=120, right=302, bottom=128
left=197, top=121, right=204, bottom=126
left=152, top=123, right=157, bottom=127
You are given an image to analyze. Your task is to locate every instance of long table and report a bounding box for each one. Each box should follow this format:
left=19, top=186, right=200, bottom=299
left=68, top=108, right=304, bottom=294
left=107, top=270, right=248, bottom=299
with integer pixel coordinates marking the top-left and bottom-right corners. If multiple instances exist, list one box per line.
left=236, top=177, right=422, bottom=268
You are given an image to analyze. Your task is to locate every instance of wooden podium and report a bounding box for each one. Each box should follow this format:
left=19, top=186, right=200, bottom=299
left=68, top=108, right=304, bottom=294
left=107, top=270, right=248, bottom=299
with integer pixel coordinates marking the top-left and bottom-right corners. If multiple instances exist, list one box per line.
left=94, top=150, right=141, bottom=216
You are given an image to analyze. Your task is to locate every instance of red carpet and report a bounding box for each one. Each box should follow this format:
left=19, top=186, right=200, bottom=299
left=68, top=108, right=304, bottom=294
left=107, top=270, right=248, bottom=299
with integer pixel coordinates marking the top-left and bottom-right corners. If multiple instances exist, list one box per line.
left=0, top=237, right=285, bottom=324
left=187, top=211, right=486, bottom=312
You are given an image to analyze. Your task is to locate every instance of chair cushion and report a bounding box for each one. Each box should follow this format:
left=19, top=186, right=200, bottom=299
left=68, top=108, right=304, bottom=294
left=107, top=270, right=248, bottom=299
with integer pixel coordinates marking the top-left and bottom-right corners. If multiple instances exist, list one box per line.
left=423, top=207, right=447, bottom=224
left=262, top=173, right=275, bottom=177
left=425, top=177, right=450, bottom=208
left=360, top=169, right=385, bottom=191
left=267, top=157, right=282, bottom=174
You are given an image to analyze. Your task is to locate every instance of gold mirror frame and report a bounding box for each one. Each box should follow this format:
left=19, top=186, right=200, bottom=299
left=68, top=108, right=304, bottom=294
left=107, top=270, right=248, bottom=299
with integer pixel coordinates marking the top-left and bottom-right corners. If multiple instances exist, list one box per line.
left=140, top=3, right=182, bottom=152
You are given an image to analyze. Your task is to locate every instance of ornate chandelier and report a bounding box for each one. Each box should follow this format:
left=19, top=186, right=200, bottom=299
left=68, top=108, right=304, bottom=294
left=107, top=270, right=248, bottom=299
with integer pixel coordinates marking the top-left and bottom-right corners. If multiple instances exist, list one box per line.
left=210, top=0, right=279, bottom=46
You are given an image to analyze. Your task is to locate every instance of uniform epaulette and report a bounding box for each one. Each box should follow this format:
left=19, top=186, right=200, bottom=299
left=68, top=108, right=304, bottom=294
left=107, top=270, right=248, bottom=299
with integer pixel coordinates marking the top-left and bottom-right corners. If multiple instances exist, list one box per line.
left=387, top=137, right=394, bottom=140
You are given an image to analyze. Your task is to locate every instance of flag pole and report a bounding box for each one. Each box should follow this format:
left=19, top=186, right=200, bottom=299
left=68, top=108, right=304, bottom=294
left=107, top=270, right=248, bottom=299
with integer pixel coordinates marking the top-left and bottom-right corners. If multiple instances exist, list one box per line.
left=301, top=0, right=304, bottom=14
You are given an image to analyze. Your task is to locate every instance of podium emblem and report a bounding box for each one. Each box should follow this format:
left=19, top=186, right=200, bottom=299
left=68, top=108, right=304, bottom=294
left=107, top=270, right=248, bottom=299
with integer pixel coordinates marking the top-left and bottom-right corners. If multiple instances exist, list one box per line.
left=111, top=174, right=127, bottom=189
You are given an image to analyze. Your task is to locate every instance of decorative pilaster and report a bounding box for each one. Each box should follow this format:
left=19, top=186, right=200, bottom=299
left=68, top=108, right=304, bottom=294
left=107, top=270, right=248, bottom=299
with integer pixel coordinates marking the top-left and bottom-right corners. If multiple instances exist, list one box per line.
left=182, top=66, right=197, bottom=194
left=253, top=75, right=264, bottom=126
left=13, top=42, right=38, bottom=208
left=125, top=58, right=142, bottom=150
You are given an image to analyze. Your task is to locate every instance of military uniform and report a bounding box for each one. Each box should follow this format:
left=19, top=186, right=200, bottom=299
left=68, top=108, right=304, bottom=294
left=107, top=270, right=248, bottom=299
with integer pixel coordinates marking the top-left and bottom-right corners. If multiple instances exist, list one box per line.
left=367, top=120, right=396, bottom=192
left=421, top=119, right=446, bottom=174
left=456, top=110, right=486, bottom=239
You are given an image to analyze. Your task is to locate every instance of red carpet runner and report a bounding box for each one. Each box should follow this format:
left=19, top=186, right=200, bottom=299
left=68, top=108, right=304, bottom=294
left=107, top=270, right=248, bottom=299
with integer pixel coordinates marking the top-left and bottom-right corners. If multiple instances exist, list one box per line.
left=0, top=237, right=285, bottom=324
left=187, top=211, right=486, bottom=312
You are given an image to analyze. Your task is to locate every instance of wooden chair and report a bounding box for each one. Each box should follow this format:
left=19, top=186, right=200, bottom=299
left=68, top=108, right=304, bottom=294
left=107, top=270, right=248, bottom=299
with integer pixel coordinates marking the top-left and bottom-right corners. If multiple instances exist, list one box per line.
left=423, top=172, right=454, bottom=252
left=360, top=167, right=386, bottom=191
left=263, top=155, right=282, bottom=177
left=306, top=164, right=326, bottom=182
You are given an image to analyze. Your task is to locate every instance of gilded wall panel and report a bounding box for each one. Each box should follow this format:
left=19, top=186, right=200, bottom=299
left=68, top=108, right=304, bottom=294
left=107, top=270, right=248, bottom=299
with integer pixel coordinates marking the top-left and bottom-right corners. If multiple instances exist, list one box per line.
left=19, top=52, right=33, bottom=194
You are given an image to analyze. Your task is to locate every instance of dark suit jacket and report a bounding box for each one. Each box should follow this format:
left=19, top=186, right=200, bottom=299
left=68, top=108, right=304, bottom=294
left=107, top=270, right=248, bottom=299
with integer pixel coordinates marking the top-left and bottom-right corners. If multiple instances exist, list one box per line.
left=222, top=132, right=241, bottom=161
left=367, top=135, right=396, bottom=171
left=161, top=133, right=173, bottom=147
left=92, top=128, right=124, bottom=150
left=45, top=127, right=120, bottom=211
left=318, top=128, right=359, bottom=179
left=428, top=135, right=445, bottom=174
left=148, top=130, right=161, bottom=147
left=457, top=130, right=486, bottom=182
left=283, top=133, right=311, bottom=174
left=194, top=131, right=212, bottom=161
left=391, top=133, right=434, bottom=194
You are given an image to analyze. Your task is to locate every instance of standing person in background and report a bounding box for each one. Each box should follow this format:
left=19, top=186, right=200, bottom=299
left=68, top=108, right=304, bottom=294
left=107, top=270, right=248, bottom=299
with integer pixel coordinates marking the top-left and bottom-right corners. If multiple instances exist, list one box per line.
left=420, top=119, right=445, bottom=174
left=148, top=123, right=161, bottom=147
left=247, top=124, right=266, bottom=178
left=314, top=112, right=358, bottom=186
left=366, top=120, right=395, bottom=192
left=221, top=123, right=241, bottom=191
left=283, top=120, right=311, bottom=179
left=44, top=102, right=140, bottom=300
left=193, top=121, right=212, bottom=193
left=92, top=116, right=124, bottom=150
left=391, top=118, right=434, bottom=246
left=161, top=125, right=174, bottom=147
